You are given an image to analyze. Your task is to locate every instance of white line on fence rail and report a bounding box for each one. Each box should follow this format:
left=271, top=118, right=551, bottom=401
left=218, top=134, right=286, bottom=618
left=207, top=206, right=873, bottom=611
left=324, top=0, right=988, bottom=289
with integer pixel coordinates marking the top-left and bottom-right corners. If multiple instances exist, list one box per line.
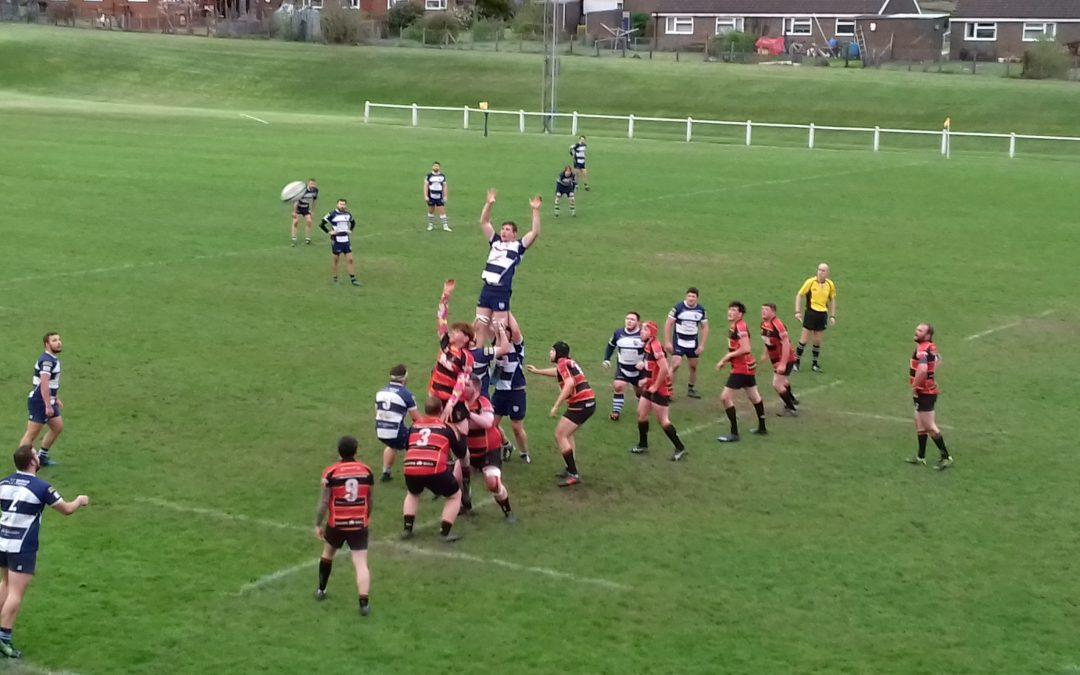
left=362, top=101, right=1080, bottom=159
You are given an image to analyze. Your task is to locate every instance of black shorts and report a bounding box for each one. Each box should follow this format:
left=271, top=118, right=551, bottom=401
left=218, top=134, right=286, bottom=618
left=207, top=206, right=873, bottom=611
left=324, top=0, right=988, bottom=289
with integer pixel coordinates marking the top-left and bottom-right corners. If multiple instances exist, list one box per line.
left=405, top=470, right=460, bottom=498
left=803, top=309, right=828, bottom=332
left=642, top=390, right=671, bottom=407
left=725, top=373, right=758, bottom=390
left=913, top=393, right=938, bottom=412
left=563, top=401, right=596, bottom=426
left=469, top=448, right=502, bottom=471
left=323, top=526, right=369, bottom=551
left=296, top=205, right=311, bottom=216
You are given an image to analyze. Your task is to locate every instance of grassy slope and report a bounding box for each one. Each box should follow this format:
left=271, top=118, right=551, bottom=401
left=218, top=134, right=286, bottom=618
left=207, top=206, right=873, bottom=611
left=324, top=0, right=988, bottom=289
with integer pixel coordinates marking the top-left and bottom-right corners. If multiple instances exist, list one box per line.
left=2, top=24, right=1080, bottom=134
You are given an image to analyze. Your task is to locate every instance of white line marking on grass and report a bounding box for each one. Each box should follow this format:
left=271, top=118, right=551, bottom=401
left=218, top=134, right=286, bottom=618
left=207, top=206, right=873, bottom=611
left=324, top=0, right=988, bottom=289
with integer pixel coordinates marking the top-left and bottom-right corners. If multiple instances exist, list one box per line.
left=239, top=556, right=324, bottom=594
left=135, top=497, right=307, bottom=534
left=680, top=380, right=843, bottom=437
left=833, top=410, right=953, bottom=430
left=3, top=661, right=82, bottom=675
left=965, top=309, right=1057, bottom=341
left=240, top=113, right=270, bottom=125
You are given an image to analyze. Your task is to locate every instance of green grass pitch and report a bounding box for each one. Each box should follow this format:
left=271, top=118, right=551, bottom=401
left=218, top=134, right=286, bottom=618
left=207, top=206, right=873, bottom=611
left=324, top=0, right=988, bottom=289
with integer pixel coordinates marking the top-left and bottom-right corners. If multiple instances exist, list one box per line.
left=1, top=25, right=1079, bottom=675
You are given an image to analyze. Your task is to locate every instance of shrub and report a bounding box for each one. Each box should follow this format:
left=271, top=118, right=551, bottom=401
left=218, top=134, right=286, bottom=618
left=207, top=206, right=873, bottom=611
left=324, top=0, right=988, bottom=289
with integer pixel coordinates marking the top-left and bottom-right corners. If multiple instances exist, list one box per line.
left=510, top=0, right=542, bottom=39
left=472, top=17, right=505, bottom=42
left=45, top=1, right=75, bottom=25
left=320, top=0, right=372, bottom=44
left=476, top=0, right=512, bottom=21
left=1022, top=40, right=1069, bottom=80
left=404, top=11, right=461, bottom=44
left=630, top=12, right=649, bottom=37
left=709, top=30, right=756, bottom=57
left=386, top=0, right=423, bottom=33
left=450, top=5, right=472, bottom=28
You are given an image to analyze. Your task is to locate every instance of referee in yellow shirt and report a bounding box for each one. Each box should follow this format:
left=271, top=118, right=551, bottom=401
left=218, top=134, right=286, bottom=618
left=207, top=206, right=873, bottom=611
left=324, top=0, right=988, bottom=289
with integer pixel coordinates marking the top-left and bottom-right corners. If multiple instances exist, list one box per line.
left=793, top=263, right=837, bottom=373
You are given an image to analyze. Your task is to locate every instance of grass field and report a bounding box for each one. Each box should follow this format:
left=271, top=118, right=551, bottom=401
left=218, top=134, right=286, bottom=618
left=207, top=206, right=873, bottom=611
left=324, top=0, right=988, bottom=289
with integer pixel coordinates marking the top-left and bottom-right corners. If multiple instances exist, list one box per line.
left=2, top=24, right=1080, bottom=675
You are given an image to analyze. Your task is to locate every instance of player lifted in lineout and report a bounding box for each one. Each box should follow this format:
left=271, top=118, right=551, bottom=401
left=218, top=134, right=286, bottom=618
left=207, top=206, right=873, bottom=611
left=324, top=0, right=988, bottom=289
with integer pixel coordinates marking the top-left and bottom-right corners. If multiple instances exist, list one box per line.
left=429, top=280, right=475, bottom=437
left=424, top=162, right=451, bottom=232
left=475, top=189, right=542, bottom=345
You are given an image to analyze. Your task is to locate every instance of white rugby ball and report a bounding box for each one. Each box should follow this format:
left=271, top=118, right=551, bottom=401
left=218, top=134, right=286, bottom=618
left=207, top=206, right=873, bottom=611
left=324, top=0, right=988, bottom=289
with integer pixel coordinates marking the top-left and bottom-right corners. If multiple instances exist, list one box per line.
left=280, top=180, right=306, bottom=202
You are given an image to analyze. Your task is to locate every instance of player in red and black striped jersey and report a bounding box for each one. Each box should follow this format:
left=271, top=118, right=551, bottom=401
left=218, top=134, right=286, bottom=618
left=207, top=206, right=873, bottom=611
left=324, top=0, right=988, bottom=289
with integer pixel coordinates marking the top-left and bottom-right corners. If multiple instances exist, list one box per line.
left=716, top=301, right=767, bottom=443
left=464, top=378, right=515, bottom=521
left=314, top=436, right=375, bottom=615
left=760, top=303, right=800, bottom=416
left=905, top=323, right=953, bottom=470
left=401, top=396, right=469, bottom=542
left=527, top=342, right=595, bottom=487
left=429, top=279, right=475, bottom=435
left=629, top=321, right=688, bottom=461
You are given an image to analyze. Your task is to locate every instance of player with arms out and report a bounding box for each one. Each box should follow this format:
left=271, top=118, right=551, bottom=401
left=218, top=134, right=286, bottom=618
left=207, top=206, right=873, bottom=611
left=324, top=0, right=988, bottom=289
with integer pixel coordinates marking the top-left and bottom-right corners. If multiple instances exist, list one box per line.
left=0, top=445, right=89, bottom=659
left=401, top=397, right=469, bottom=542
left=629, top=322, right=688, bottom=461
left=760, top=303, right=800, bottom=416
left=664, top=288, right=709, bottom=400
left=290, top=178, right=318, bottom=246
left=491, top=315, right=531, bottom=464
left=314, top=436, right=374, bottom=615
left=319, top=198, right=360, bottom=287
left=570, top=136, right=590, bottom=191
left=527, top=342, right=595, bottom=487
left=463, top=377, right=516, bottom=522
left=794, top=263, right=837, bottom=373
left=905, top=323, right=953, bottom=471
left=430, top=280, right=475, bottom=436
left=716, top=302, right=768, bottom=443
left=19, top=333, right=64, bottom=467
left=375, top=364, right=420, bottom=482
left=603, top=312, right=645, bottom=421
left=475, top=189, right=542, bottom=344
left=553, top=166, right=576, bottom=218
left=424, top=162, right=451, bottom=232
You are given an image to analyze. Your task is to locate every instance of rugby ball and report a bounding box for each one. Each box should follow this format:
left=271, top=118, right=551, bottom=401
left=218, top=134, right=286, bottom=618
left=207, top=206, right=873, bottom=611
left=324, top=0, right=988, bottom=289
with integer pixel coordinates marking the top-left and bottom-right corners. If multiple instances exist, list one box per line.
left=280, top=180, right=306, bottom=202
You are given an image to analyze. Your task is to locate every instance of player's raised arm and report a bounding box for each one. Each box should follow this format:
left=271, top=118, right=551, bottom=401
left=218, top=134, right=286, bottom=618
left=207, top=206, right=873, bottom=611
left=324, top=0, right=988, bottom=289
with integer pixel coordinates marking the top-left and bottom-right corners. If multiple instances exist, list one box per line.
left=479, top=189, right=497, bottom=240
left=526, top=365, right=557, bottom=377
left=436, top=279, right=455, bottom=338
left=492, top=321, right=512, bottom=357
left=521, top=196, right=542, bottom=248
left=51, top=494, right=89, bottom=516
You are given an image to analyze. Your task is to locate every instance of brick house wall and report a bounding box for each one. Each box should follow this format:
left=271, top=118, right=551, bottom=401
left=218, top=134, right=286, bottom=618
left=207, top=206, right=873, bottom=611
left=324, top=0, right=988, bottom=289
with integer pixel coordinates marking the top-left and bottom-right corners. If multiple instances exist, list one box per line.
left=950, top=20, right=1080, bottom=59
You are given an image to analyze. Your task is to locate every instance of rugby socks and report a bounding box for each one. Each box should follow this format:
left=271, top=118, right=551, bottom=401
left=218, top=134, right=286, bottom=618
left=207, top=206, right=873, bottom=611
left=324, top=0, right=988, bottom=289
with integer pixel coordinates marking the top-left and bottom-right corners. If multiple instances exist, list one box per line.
left=753, top=401, right=767, bottom=432
left=917, top=433, right=928, bottom=459
left=612, top=393, right=625, bottom=416
left=318, top=557, right=333, bottom=591
left=403, top=514, right=416, bottom=533
left=637, top=420, right=649, bottom=448
left=931, top=434, right=949, bottom=460
left=570, top=202, right=576, bottom=216
left=563, top=451, right=579, bottom=476
left=725, top=406, right=739, bottom=436
left=554, top=202, right=560, bottom=217
left=779, top=389, right=798, bottom=410
left=662, top=424, right=685, bottom=452
left=795, top=341, right=807, bottom=364
left=426, top=214, right=435, bottom=229
left=461, top=466, right=473, bottom=510
left=0, top=628, right=11, bottom=645
left=440, top=214, right=449, bottom=230
left=812, top=347, right=821, bottom=367
left=440, top=520, right=454, bottom=537
left=359, top=595, right=370, bottom=611
left=39, top=448, right=50, bottom=463
left=291, top=236, right=297, bottom=246
left=497, top=496, right=512, bottom=516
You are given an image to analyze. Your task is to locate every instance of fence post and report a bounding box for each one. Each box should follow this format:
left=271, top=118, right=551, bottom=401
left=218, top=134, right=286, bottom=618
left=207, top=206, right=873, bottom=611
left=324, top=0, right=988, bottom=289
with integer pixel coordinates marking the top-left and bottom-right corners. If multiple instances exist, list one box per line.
left=808, top=123, right=815, bottom=149
left=411, top=103, right=418, bottom=127
left=463, top=106, right=469, bottom=130
left=363, top=100, right=370, bottom=124
left=745, top=120, right=752, bottom=146
left=628, top=114, right=635, bottom=139
left=686, top=117, right=692, bottom=142
left=873, top=126, right=880, bottom=152
left=1009, top=132, right=1016, bottom=158
left=940, top=128, right=947, bottom=156
left=519, top=110, right=525, bottom=133
left=571, top=111, right=579, bottom=136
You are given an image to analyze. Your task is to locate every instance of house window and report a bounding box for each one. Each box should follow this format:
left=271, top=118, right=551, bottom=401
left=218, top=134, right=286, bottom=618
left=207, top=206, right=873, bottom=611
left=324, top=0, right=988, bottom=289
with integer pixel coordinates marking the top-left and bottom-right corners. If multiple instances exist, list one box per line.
left=784, top=18, right=812, bottom=36
left=1022, top=22, right=1056, bottom=41
left=714, top=17, right=741, bottom=35
left=835, top=19, right=855, bottom=36
left=425, top=0, right=447, bottom=9
left=665, top=16, right=694, bottom=35
left=309, top=0, right=323, bottom=8
left=964, top=22, right=996, bottom=40
left=350, top=0, right=360, bottom=7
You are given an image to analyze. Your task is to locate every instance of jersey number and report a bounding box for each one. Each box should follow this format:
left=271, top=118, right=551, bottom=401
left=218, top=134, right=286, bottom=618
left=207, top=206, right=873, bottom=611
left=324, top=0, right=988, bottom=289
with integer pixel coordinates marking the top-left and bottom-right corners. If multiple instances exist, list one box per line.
left=418, top=428, right=432, bottom=447
left=343, top=478, right=359, bottom=502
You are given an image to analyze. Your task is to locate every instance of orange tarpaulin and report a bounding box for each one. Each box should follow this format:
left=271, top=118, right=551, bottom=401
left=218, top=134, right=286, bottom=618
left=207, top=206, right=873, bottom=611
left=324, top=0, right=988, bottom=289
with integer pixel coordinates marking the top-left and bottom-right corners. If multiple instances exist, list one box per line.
left=755, top=36, right=785, bottom=56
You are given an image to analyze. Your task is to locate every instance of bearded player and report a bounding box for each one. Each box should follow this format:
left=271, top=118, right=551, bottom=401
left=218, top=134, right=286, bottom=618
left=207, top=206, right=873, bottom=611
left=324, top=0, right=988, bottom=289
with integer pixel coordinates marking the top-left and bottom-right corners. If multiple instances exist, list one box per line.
left=602, top=312, right=644, bottom=421
left=716, top=302, right=768, bottom=443
left=760, top=303, right=799, bottom=416
left=905, top=323, right=953, bottom=471
left=628, top=321, right=688, bottom=461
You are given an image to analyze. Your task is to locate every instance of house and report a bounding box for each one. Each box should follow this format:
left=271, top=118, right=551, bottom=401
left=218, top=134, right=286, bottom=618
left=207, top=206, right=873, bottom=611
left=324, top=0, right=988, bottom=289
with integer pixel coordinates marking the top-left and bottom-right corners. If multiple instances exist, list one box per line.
left=858, top=12, right=949, bottom=61
left=950, top=0, right=1080, bottom=60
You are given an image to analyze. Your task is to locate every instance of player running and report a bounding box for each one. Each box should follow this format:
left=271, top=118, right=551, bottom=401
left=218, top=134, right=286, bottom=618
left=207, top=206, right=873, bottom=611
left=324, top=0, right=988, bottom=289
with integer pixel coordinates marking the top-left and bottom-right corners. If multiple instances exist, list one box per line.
left=760, top=304, right=800, bottom=416
left=401, top=397, right=469, bottom=542
left=463, top=378, right=516, bottom=522
left=319, top=198, right=360, bottom=286
left=424, top=162, right=451, bottom=232
left=794, top=263, right=837, bottom=373
left=553, top=166, right=576, bottom=218
left=527, top=342, right=595, bottom=487
left=429, top=280, right=475, bottom=436
left=290, top=178, right=318, bottom=246
left=569, top=136, right=590, bottom=191
left=664, top=288, right=709, bottom=399
left=0, top=445, right=89, bottom=659
left=18, top=333, right=64, bottom=467
left=629, top=322, right=688, bottom=461
left=375, top=365, right=420, bottom=482
left=314, top=436, right=374, bottom=616
left=475, top=189, right=542, bottom=344
left=491, top=316, right=530, bottom=464
left=716, top=302, right=768, bottom=443
left=603, top=312, right=645, bottom=421
left=905, top=323, right=953, bottom=471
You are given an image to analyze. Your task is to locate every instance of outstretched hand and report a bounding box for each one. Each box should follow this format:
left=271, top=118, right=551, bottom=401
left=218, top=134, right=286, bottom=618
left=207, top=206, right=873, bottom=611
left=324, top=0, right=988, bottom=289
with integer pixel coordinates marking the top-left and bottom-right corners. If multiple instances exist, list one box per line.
left=442, top=279, right=456, bottom=296
left=529, top=195, right=543, bottom=210
left=486, top=188, right=497, bottom=204
left=526, top=365, right=540, bottom=374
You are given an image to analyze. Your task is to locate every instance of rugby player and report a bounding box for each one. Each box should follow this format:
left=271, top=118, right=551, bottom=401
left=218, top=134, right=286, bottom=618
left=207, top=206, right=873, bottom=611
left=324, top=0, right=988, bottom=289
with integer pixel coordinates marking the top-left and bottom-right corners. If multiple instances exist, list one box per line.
left=527, top=342, right=595, bottom=487
left=424, top=162, right=451, bottom=232
left=18, top=333, right=64, bottom=467
left=553, top=166, right=576, bottom=218
left=0, top=445, right=89, bottom=658
left=314, top=436, right=374, bottom=616
left=318, top=198, right=360, bottom=286
left=463, top=377, right=515, bottom=521
left=475, top=189, right=542, bottom=344
left=290, top=178, right=318, bottom=246
left=491, top=315, right=530, bottom=464
left=375, top=365, right=420, bottom=482
left=569, top=136, right=590, bottom=191
left=629, top=322, right=688, bottom=462
left=429, top=280, right=475, bottom=437
left=794, top=263, right=837, bottom=373
left=760, top=304, right=799, bottom=416
left=664, top=288, right=709, bottom=399
left=715, top=302, right=767, bottom=443
left=401, top=397, right=468, bottom=542
left=470, top=319, right=512, bottom=400
left=905, top=323, right=953, bottom=470
left=602, top=312, right=645, bottom=421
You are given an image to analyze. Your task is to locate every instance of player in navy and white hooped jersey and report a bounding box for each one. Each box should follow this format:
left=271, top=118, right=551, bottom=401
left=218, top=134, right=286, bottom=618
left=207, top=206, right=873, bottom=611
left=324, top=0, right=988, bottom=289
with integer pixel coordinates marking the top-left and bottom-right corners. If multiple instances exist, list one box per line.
left=375, top=364, right=420, bottom=483
left=319, top=198, right=360, bottom=287
left=291, top=178, right=318, bottom=246
left=569, top=136, right=590, bottom=191
left=468, top=318, right=512, bottom=400
left=553, top=166, right=576, bottom=218
left=19, top=333, right=64, bottom=468
left=663, top=287, right=710, bottom=400
left=602, top=312, right=645, bottom=421
left=0, top=445, right=89, bottom=659
left=424, top=162, right=451, bottom=233
left=474, top=188, right=542, bottom=344
left=491, top=314, right=530, bottom=464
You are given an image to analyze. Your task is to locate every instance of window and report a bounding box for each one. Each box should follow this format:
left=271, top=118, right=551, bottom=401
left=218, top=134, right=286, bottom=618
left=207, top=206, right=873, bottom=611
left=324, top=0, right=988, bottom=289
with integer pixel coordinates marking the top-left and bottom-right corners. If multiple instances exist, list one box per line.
left=1022, top=22, right=1056, bottom=41
left=714, top=17, right=741, bottom=35
left=425, top=0, right=447, bottom=9
left=349, top=0, right=360, bottom=7
left=784, top=18, right=812, bottom=36
left=964, top=22, right=996, bottom=40
left=665, top=16, right=694, bottom=35
left=835, top=19, right=855, bottom=36
left=309, top=0, right=323, bottom=8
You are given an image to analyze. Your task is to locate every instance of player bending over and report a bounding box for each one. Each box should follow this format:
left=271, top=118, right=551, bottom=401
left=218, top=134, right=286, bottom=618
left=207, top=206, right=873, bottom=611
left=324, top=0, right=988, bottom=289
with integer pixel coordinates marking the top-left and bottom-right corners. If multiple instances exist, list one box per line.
left=629, top=322, right=687, bottom=461
left=760, top=304, right=799, bottom=416
left=715, top=302, right=767, bottom=443
left=424, top=162, right=451, bottom=232
left=527, top=342, right=596, bottom=487
left=401, top=397, right=469, bottom=542
left=905, top=323, right=953, bottom=471
left=319, top=198, right=360, bottom=286
left=463, top=377, right=516, bottom=522
left=475, top=189, right=541, bottom=344
left=554, top=166, right=576, bottom=218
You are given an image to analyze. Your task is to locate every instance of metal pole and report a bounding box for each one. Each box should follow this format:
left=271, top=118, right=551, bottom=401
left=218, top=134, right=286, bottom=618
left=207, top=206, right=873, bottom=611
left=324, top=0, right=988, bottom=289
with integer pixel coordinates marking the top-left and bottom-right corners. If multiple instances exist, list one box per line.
left=463, top=106, right=469, bottom=130
left=1009, top=133, right=1016, bottom=158
left=745, top=120, right=752, bottom=146
left=808, top=123, right=815, bottom=149
left=873, top=126, right=880, bottom=152
left=628, top=114, right=634, bottom=139
left=412, top=103, right=418, bottom=127
left=686, top=117, right=692, bottom=142
left=571, top=111, right=578, bottom=136
left=363, top=100, right=370, bottom=123
left=484, top=111, right=489, bottom=137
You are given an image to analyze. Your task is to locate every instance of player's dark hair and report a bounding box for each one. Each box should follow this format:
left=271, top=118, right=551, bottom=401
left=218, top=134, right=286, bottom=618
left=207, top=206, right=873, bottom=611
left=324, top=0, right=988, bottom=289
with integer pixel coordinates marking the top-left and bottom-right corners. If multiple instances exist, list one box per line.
left=628, top=311, right=640, bottom=320
left=924, top=323, right=935, bottom=338
left=764, top=303, right=777, bottom=312
left=424, top=395, right=443, bottom=416
left=308, top=178, right=316, bottom=182
left=337, top=198, right=347, bottom=204
left=729, top=301, right=746, bottom=315
left=43, top=332, right=58, bottom=345
left=469, top=375, right=483, bottom=392
left=502, top=220, right=519, bottom=233
left=450, top=322, right=474, bottom=341
left=433, top=161, right=440, bottom=166
left=13, top=444, right=35, bottom=471
left=389, top=364, right=407, bottom=381
left=564, top=165, right=573, bottom=174
left=337, top=436, right=358, bottom=459
left=686, top=287, right=699, bottom=296
left=552, top=341, right=571, bottom=360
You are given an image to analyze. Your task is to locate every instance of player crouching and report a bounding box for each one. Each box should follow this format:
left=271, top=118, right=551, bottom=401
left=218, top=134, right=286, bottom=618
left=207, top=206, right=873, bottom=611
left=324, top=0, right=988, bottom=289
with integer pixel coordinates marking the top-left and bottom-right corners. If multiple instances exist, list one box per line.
left=401, top=397, right=469, bottom=542
left=464, top=377, right=516, bottom=522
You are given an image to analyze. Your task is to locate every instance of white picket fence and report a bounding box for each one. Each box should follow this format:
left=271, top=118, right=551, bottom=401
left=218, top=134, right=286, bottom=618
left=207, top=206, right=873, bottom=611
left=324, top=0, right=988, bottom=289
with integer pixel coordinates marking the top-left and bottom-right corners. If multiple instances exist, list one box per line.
left=362, top=100, right=1080, bottom=159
